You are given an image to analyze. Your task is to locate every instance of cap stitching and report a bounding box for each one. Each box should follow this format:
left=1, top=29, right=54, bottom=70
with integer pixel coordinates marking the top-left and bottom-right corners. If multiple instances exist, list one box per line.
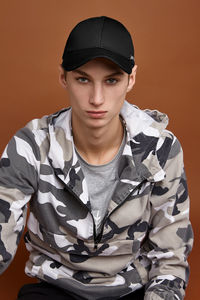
left=99, top=16, right=105, bottom=48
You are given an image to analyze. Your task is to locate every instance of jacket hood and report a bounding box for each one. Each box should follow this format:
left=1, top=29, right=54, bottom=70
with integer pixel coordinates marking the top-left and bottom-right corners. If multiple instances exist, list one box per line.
left=120, top=101, right=169, bottom=139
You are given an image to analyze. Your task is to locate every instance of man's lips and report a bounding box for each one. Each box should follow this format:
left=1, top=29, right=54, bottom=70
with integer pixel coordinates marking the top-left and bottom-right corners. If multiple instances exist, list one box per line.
left=87, top=111, right=107, bottom=113
left=86, top=111, right=107, bottom=118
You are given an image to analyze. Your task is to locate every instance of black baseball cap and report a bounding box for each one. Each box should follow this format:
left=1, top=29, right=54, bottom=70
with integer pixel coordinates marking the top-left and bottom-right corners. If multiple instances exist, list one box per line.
left=61, top=16, right=135, bottom=74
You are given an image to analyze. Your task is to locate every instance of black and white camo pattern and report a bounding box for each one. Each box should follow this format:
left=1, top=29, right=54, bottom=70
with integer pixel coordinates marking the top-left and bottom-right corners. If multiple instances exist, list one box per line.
left=0, top=101, right=193, bottom=299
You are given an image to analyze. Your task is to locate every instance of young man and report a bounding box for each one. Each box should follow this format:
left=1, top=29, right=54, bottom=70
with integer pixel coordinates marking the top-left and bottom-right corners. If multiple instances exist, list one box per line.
left=0, top=16, right=193, bottom=300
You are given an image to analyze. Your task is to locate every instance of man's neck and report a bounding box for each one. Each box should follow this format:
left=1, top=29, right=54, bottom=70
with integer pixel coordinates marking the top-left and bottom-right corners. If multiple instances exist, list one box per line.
left=72, top=117, right=124, bottom=165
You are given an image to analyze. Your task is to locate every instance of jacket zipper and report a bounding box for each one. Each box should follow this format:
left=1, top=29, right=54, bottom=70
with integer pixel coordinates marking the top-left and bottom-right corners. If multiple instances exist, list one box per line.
left=66, top=180, right=146, bottom=249
left=93, top=179, right=147, bottom=249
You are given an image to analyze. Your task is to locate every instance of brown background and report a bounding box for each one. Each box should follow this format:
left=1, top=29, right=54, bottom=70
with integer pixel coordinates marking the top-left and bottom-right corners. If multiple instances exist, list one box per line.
left=0, top=0, right=199, bottom=299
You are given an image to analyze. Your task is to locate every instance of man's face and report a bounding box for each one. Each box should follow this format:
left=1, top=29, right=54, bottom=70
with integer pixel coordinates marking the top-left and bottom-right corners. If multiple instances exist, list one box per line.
left=59, top=57, right=137, bottom=131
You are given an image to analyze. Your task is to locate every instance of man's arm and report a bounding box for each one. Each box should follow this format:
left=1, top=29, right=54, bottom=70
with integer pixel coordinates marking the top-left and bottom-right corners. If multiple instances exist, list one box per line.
left=0, top=127, right=39, bottom=274
left=144, top=136, right=193, bottom=300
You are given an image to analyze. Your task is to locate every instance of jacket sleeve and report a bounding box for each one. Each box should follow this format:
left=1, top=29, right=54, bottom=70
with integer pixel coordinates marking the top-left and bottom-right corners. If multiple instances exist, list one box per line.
left=144, top=135, right=193, bottom=300
left=0, top=127, right=39, bottom=274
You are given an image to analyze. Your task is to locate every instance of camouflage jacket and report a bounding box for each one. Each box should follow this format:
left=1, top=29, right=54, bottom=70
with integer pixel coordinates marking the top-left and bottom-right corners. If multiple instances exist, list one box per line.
left=0, top=101, right=193, bottom=299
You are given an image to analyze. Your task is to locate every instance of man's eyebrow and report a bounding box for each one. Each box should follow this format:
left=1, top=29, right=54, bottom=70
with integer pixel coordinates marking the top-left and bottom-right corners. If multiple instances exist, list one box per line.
left=72, top=69, right=125, bottom=77
left=104, top=71, right=125, bottom=77
left=72, top=70, right=89, bottom=76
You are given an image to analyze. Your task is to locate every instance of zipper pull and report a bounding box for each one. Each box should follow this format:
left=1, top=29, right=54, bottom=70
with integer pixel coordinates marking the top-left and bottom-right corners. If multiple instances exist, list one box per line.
left=94, top=241, right=98, bottom=250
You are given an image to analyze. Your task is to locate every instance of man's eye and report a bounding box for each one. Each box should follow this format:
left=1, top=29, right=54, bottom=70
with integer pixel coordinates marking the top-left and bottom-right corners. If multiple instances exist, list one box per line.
left=76, top=77, right=89, bottom=83
left=106, top=78, right=118, bottom=84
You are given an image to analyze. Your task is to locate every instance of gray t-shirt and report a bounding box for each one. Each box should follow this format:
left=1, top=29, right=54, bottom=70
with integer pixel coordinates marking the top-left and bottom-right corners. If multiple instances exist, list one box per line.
left=76, top=130, right=126, bottom=234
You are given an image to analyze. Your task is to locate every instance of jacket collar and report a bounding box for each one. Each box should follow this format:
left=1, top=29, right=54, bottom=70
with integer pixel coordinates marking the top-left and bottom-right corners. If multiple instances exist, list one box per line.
left=120, top=101, right=168, bottom=183
left=47, top=101, right=168, bottom=200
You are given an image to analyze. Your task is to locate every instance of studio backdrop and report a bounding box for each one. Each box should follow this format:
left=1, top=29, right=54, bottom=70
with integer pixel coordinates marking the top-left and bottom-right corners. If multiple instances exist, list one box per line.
left=0, top=1, right=199, bottom=299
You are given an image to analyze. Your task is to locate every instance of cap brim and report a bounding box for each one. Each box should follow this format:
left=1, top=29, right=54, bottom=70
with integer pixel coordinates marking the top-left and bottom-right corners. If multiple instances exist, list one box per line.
left=62, top=48, right=134, bottom=74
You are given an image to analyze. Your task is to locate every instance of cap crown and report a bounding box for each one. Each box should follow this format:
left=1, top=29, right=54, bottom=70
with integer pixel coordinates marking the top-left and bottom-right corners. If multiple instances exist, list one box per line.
left=64, top=16, right=134, bottom=60
left=62, top=16, right=135, bottom=74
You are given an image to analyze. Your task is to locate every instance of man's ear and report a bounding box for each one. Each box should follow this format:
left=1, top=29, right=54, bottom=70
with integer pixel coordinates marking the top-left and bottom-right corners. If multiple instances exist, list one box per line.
left=58, top=65, right=67, bottom=89
left=126, top=65, right=137, bottom=93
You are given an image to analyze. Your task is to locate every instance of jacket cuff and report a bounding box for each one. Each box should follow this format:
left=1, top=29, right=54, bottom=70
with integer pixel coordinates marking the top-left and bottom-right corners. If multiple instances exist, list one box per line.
left=144, top=276, right=185, bottom=300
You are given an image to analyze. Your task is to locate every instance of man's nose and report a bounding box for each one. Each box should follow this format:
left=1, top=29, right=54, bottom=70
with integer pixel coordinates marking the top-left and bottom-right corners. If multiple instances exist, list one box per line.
left=89, top=83, right=104, bottom=106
